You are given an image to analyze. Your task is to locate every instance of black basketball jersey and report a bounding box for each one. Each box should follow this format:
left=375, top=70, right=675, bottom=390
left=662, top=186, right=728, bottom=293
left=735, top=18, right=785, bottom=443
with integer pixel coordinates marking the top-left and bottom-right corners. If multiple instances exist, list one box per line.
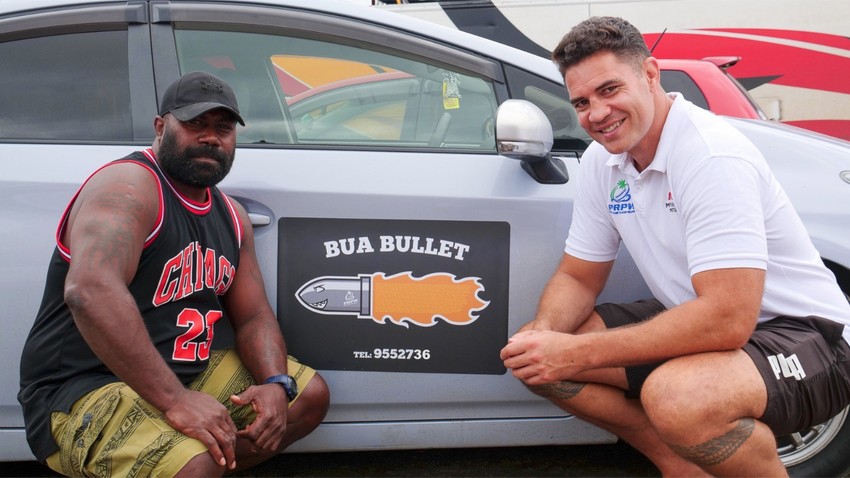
left=18, top=148, right=243, bottom=461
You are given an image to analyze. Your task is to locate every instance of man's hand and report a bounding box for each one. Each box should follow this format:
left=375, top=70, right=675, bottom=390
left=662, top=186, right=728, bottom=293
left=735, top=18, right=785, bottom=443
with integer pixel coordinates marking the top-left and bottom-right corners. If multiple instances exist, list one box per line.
left=500, top=330, right=585, bottom=385
left=232, top=383, right=289, bottom=453
left=164, top=389, right=238, bottom=470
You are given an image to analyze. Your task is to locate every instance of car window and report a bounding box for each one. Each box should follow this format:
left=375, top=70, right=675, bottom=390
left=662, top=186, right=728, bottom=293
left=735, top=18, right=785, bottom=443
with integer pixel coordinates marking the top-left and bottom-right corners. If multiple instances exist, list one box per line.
left=0, top=30, right=132, bottom=141
left=503, top=65, right=591, bottom=151
left=172, top=29, right=498, bottom=150
left=659, top=70, right=709, bottom=111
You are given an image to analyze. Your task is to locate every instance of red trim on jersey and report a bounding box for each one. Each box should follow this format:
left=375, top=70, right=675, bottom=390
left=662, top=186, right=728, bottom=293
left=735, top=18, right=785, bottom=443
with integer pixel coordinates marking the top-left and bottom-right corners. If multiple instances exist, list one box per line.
left=221, top=193, right=244, bottom=248
left=56, top=157, right=165, bottom=262
left=142, top=148, right=213, bottom=216
left=142, top=149, right=243, bottom=247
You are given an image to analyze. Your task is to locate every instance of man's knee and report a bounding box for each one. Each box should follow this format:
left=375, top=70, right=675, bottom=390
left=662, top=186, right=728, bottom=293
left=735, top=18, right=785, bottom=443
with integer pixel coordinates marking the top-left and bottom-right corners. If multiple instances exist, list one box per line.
left=175, top=451, right=226, bottom=478
left=641, top=361, right=722, bottom=442
left=295, top=372, right=330, bottom=429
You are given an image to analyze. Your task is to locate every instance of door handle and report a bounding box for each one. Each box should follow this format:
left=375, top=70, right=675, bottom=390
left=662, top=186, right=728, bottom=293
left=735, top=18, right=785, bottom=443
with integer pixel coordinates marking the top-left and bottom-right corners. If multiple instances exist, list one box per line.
left=248, top=212, right=271, bottom=227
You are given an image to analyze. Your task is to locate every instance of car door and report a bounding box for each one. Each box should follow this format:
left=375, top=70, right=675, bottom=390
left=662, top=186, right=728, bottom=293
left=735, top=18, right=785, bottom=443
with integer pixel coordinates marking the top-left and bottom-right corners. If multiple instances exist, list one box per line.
left=0, top=0, right=162, bottom=460
left=150, top=0, right=617, bottom=451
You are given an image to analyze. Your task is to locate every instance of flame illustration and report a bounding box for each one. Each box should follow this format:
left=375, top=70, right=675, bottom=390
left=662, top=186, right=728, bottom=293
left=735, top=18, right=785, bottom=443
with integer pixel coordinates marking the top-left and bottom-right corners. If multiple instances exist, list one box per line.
left=371, top=272, right=488, bottom=328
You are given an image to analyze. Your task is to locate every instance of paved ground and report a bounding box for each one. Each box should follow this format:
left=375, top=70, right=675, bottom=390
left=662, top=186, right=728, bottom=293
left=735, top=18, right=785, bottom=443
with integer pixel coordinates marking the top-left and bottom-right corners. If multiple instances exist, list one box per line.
left=244, top=442, right=660, bottom=477
left=2, top=442, right=659, bottom=477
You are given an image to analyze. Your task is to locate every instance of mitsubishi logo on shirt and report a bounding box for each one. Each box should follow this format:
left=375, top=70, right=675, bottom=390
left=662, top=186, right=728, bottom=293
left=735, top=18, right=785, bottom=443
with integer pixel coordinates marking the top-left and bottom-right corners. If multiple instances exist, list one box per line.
left=665, top=191, right=678, bottom=213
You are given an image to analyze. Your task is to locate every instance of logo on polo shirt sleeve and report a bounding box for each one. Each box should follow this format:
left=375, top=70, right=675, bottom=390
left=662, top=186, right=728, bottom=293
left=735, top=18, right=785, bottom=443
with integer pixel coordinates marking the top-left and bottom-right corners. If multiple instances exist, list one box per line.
left=608, top=179, right=635, bottom=215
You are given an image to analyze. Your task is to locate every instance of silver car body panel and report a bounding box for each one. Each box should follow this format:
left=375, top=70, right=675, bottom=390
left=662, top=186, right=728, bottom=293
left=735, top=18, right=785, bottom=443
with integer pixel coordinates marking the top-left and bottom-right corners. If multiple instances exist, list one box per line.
left=1, top=0, right=848, bottom=461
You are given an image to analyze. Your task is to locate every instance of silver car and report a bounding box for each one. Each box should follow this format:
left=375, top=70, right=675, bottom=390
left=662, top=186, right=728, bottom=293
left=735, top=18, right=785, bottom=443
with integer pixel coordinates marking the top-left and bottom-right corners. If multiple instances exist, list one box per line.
left=1, top=0, right=849, bottom=475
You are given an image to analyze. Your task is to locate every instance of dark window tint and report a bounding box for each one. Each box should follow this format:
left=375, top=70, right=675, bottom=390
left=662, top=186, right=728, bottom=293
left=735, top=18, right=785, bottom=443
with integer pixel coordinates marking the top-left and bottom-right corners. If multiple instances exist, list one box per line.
left=0, top=30, right=131, bottom=141
left=659, top=70, right=709, bottom=110
left=504, top=65, right=590, bottom=151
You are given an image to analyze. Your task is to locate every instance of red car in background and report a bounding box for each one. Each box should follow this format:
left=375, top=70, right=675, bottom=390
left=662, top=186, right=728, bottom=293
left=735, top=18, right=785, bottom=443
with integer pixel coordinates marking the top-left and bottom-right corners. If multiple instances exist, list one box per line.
left=658, top=56, right=768, bottom=120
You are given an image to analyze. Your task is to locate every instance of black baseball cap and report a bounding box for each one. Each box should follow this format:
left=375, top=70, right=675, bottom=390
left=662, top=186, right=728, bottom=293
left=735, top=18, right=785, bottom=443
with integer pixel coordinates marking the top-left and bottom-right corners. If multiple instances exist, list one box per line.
left=159, top=71, right=245, bottom=126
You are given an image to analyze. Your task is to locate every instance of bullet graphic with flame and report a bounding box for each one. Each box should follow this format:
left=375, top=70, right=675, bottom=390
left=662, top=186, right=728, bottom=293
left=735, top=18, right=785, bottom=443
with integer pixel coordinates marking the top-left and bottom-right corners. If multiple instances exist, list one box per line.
left=295, top=272, right=489, bottom=328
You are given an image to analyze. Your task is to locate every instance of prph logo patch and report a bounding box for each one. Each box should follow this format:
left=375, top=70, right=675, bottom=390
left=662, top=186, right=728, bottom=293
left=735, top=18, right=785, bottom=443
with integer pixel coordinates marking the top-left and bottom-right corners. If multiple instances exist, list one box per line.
left=609, top=179, right=635, bottom=215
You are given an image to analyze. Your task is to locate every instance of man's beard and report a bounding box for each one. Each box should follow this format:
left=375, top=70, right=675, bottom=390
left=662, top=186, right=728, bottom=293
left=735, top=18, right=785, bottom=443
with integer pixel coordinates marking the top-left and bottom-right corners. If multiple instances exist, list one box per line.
left=157, top=129, right=234, bottom=188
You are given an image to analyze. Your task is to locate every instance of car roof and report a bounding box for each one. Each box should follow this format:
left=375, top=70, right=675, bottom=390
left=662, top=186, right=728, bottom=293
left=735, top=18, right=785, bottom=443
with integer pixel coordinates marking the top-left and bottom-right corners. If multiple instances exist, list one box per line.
left=0, top=0, right=563, bottom=82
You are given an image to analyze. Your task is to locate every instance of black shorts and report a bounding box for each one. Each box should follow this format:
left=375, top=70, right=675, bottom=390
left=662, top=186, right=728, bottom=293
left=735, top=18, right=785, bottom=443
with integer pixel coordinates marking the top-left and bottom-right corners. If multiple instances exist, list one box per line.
left=596, top=299, right=850, bottom=436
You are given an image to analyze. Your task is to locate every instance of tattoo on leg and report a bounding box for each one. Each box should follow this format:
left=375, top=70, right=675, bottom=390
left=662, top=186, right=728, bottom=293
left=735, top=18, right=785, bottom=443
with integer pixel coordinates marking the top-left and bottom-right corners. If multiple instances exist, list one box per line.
left=531, top=381, right=586, bottom=401
left=669, top=418, right=756, bottom=467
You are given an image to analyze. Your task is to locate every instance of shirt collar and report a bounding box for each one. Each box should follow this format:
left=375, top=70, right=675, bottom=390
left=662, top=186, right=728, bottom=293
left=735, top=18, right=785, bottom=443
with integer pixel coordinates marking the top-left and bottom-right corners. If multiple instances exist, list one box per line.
left=603, top=92, right=685, bottom=176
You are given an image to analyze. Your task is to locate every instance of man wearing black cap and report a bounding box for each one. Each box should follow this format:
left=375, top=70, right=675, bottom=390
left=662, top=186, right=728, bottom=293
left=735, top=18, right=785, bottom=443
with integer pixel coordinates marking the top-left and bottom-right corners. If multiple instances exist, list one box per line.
left=19, top=71, right=329, bottom=477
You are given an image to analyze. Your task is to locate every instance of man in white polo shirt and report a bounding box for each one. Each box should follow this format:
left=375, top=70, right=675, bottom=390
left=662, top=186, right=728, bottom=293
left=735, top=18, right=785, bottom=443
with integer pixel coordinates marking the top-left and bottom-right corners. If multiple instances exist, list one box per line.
left=500, top=16, right=850, bottom=477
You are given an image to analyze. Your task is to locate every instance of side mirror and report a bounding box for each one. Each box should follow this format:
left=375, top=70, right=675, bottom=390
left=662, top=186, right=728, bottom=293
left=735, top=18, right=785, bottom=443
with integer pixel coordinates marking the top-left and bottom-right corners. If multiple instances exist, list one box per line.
left=495, top=99, right=567, bottom=184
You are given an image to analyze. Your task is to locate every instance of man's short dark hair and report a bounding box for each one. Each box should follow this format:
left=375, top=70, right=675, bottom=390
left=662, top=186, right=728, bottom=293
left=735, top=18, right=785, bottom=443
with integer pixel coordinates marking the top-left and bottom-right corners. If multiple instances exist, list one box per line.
left=551, top=16, right=650, bottom=77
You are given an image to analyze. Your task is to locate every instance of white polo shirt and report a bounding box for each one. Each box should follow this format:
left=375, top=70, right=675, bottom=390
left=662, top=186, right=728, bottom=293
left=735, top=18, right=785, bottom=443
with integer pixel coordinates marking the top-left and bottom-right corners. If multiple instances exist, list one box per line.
left=565, top=94, right=850, bottom=336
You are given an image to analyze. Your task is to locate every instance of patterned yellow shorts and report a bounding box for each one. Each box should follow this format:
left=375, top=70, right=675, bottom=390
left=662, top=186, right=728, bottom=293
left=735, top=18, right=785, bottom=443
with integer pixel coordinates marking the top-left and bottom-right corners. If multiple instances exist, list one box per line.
left=46, top=349, right=315, bottom=477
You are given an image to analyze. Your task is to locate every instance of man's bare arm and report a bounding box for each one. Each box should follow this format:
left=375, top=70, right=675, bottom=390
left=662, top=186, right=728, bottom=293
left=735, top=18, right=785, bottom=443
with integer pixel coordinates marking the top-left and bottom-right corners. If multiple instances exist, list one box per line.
left=504, top=267, right=764, bottom=384
left=524, top=253, right=614, bottom=333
